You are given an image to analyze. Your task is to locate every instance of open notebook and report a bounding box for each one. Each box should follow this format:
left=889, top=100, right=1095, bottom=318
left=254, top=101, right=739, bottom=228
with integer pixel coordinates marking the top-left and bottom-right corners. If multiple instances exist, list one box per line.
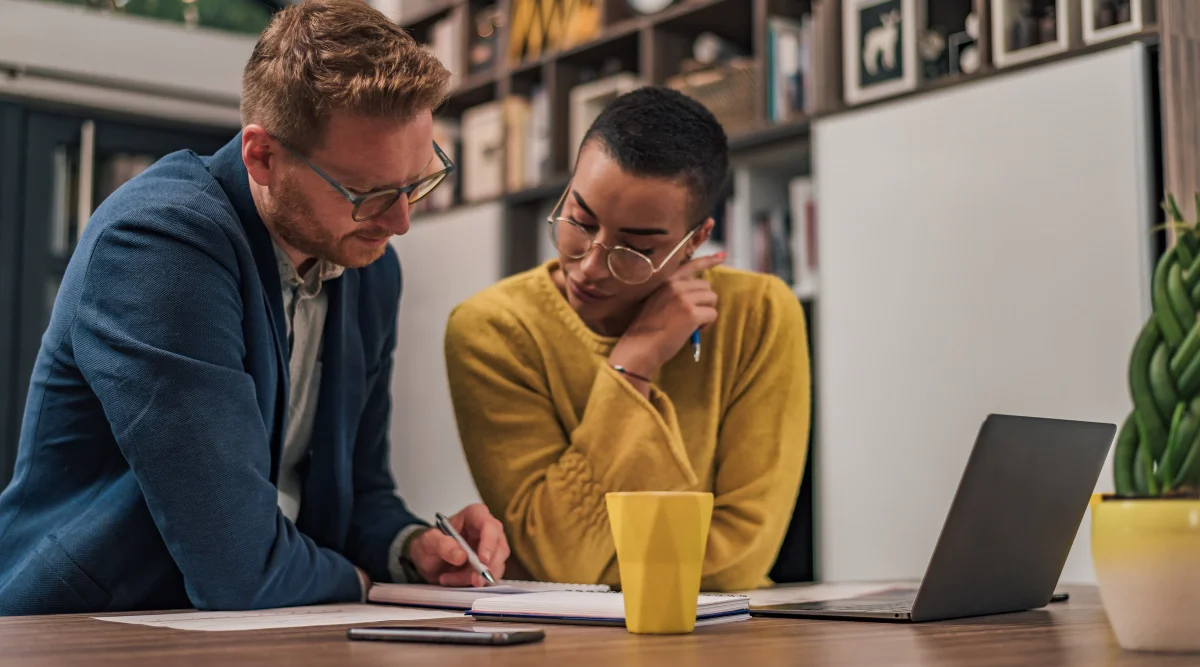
left=467, top=590, right=751, bottom=627
left=368, top=580, right=610, bottom=611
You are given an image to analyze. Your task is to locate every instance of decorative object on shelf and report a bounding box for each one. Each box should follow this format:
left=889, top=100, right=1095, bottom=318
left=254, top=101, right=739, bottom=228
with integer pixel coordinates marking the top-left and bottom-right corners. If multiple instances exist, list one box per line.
left=1093, top=194, right=1200, bottom=654
left=947, top=11, right=981, bottom=75
left=568, top=72, right=644, bottom=165
left=693, top=32, right=745, bottom=66
left=918, top=28, right=948, bottom=80
left=992, top=0, right=1082, bottom=69
left=469, top=3, right=504, bottom=75
left=413, top=118, right=461, bottom=214
left=843, top=0, right=918, bottom=105
left=626, top=0, right=676, bottom=15
left=1082, top=0, right=1150, bottom=44
left=507, top=0, right=601, bottom=66
left=667, top=57, right=759, bottom=138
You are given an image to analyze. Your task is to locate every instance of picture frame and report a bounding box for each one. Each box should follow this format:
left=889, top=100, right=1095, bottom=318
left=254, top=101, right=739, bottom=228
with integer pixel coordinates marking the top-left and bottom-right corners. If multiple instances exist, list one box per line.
left=1081, top=0, right=1151, bottom=45
left=843, top=0, right=920, bottom=106
left=992, top=0, right=1082, bottom=69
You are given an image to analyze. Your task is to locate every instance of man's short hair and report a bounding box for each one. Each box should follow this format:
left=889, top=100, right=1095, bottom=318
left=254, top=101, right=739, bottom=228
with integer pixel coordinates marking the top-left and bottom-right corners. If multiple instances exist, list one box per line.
left=241, top=0, right=450, bottom=152
left=580, top=86, right=730, bottom=223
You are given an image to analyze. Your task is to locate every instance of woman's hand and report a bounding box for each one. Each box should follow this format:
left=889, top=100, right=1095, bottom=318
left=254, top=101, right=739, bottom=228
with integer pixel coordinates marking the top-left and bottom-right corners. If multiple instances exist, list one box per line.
left=608, top=253, right=724, bottom=390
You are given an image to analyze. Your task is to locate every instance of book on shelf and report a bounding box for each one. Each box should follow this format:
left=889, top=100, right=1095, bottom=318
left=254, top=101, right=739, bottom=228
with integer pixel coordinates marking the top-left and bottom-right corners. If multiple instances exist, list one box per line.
left=766, top=14, right=816, bottom=122
left=526, top=84, right=551, bottom=188
left=789, top=176, right=818, bottom=297
left=424, top=10, right=464, bottom=90
left=503, top=95, right=532, bottom=193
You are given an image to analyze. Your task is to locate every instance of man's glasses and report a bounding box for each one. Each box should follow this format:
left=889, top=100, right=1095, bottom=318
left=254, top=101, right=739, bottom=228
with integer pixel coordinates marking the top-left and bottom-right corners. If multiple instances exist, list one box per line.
left=547, top=181, right=699, bottom=285
left=278, top=139, right=454, bottom=222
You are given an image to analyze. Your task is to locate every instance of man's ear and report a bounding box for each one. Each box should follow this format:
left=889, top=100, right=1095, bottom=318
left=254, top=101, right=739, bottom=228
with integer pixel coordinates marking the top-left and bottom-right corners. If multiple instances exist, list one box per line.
left=241, top=124, right=277, bottom=187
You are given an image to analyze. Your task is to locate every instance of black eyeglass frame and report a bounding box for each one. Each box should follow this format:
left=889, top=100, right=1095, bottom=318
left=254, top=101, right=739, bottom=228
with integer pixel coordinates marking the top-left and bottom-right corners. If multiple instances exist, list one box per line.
left=276, top=138, right=455, bottom=222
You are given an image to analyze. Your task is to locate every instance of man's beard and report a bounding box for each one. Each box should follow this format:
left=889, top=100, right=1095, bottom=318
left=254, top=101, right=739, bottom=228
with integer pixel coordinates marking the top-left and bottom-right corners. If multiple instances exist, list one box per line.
left=263, top=174, right=388, bottom=270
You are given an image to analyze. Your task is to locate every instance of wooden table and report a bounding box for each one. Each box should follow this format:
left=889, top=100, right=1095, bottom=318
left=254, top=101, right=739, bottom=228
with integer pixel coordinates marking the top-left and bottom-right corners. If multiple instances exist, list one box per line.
left=0, top=586, right=1194, bottom=666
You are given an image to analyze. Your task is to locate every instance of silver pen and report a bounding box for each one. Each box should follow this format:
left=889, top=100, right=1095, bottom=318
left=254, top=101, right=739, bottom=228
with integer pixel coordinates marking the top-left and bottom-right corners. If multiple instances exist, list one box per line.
left=434, top=512, right=496, bottom=585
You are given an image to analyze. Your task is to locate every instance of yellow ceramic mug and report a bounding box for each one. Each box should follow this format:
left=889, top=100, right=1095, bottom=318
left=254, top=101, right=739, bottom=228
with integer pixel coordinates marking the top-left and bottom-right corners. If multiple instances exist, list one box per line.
left=606, top=491, right=713, bottom=634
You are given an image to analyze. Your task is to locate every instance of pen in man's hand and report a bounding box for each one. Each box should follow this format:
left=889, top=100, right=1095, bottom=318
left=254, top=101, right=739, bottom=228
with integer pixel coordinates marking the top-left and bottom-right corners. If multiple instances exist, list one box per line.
left=692, top=329, right=701, bottom=362
left=435, top=512, right=496, bottom=585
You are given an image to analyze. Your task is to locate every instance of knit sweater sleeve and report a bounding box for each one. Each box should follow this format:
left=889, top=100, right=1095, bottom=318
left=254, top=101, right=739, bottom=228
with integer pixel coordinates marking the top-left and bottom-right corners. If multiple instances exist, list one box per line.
left=699, top=277, right=811, bottom=591
left=444, top=302, right=698, bottom=586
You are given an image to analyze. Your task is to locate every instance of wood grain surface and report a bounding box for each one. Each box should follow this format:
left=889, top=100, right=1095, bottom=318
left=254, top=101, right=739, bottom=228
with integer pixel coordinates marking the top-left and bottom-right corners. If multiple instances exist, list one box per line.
left=0, top=586, right=1195, bottom=667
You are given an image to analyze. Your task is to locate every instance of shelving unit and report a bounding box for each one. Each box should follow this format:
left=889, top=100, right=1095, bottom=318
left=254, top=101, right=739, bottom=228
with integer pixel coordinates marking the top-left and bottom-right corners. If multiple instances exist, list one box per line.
left=398, top=0, right=1159, bottom=276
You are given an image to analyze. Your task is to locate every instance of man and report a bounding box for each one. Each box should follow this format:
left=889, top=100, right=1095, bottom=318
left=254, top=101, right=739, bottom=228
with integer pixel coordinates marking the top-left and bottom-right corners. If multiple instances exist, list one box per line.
left=0, top=0, right=508, bottom=615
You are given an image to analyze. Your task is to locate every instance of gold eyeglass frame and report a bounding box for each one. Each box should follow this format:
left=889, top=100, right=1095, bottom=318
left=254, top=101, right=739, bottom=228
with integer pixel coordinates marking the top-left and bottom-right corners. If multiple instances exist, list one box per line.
left=546, top=180, right=702, bottom=285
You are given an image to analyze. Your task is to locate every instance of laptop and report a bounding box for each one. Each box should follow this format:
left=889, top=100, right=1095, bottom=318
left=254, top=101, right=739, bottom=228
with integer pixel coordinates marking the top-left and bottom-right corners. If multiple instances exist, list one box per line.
left=752, top=414, right=1115, bottom=622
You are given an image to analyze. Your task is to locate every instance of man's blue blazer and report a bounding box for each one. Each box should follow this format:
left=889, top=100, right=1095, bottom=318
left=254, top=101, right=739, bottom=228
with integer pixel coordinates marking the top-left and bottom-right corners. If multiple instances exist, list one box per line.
left=0, top=133, right=423, bottom=615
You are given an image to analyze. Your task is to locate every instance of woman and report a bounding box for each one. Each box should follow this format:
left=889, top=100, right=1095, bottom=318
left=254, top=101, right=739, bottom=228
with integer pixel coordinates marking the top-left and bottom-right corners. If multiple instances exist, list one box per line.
left=444, top=87, right=810, bottom=592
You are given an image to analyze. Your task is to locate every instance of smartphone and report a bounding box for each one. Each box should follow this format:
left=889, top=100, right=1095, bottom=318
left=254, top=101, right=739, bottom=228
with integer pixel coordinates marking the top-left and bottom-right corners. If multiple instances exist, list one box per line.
left=346, top=625, right=545, bottom=646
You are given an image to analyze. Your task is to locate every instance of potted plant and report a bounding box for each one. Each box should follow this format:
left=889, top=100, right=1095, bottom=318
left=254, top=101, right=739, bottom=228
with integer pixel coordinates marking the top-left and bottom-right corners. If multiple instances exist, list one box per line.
left=1093, top=193, right=1200, bottom=653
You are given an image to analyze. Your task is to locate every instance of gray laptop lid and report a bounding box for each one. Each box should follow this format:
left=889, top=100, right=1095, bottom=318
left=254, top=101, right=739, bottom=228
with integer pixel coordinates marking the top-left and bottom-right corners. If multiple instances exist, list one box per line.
left=908, top=414, right=1114, bottom=621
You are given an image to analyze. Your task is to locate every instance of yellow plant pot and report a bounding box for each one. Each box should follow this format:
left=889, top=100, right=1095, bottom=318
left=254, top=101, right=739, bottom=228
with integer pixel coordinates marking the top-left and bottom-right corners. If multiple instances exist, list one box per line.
left=1092, top=496, right=1200, bottom=652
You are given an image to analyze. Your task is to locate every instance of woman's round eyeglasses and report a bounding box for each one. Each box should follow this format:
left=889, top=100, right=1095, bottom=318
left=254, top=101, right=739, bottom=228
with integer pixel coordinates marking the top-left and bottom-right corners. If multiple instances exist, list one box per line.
left=547, top=181, right=700, bottom=285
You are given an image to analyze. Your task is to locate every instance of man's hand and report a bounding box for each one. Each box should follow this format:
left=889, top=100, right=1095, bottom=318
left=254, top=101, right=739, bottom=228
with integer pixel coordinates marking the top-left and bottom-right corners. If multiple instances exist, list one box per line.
left=408, top=504, right=509, bottom=587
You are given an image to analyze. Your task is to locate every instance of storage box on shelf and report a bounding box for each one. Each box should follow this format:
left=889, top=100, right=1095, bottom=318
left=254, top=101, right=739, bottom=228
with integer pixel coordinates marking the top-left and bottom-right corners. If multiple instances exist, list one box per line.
left=1081, top=0, right=1152, bottom=45
left=568, top=72, right=644, bottom=164
left=991, top=0, right=1082, bottom=68
left=666, top=57, right=760, bottom=137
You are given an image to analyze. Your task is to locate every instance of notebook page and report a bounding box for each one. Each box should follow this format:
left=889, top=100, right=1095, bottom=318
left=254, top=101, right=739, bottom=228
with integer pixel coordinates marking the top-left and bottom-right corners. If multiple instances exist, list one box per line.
left=470, top=591, right=750, bottom=620
left=95, top=604, right=459, bottom=632
left=369, top=580, right=610, bottom=609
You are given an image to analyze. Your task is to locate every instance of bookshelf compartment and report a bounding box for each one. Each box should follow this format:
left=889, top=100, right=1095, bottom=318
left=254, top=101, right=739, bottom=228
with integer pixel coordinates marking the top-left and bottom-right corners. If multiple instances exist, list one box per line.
left=991, top=0, right=1082, bottom=68
left=506, top=0, right=604, bottom=69
left=1081, top=0, right=1150, bottom=45
left=441, top=76, right=499, bottom=117
left=920, top=0, right=983, bottom=80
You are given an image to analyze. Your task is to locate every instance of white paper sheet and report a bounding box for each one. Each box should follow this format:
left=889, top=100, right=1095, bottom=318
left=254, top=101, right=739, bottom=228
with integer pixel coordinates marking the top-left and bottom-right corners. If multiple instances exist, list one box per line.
left=94, top=603, right=461, bottom=632
left=734, top=582, right=917, bottom=607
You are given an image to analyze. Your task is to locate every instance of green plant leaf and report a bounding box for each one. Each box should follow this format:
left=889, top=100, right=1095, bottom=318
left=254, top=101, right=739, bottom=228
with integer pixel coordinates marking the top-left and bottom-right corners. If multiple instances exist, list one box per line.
left=1114, top=414, right=1138, bottom=495
left=1154, top=247, right=1185, bottom=347
left=1160, top=403, right=1187, bottom=492
left=1140, top=440, right=1160, bottom=496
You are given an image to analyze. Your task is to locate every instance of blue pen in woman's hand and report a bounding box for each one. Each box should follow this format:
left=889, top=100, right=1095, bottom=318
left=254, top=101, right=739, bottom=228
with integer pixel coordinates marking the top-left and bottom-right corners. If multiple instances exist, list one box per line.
left=692, top=329, right=701, bottom=362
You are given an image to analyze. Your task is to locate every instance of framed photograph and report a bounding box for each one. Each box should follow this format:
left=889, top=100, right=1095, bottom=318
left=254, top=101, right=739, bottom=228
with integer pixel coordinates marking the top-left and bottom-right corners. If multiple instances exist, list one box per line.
left=843, top=0, right=919, bottom=105
left=992, top=0, right=1082, bottom=68
left=1082, top=0, right=1151, bottom=45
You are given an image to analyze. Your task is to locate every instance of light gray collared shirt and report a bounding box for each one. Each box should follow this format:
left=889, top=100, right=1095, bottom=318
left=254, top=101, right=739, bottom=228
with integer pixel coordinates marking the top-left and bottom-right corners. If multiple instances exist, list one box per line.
left=271, top=242, right=423, bottom=586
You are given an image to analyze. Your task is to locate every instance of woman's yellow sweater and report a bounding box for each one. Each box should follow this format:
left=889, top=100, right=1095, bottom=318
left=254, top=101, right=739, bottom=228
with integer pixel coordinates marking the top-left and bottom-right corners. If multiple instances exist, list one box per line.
left=444, top=260, right=811, bottom=591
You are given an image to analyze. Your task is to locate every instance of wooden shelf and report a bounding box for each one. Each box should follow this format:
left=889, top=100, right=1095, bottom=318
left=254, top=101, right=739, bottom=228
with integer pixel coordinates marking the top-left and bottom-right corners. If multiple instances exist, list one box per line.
left=505, top=175, right=571, bottom=205
left=729, top=118, right=811, bottom=153
left=439, top=71, right=498, bottom=116
left=397, top=0, right=462, bottom=35
left=817, top=26, right=1160, bottom=121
